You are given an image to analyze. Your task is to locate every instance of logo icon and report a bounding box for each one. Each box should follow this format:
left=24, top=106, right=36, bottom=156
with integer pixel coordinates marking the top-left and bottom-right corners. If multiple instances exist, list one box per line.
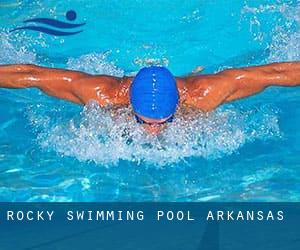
left=10, top=10, right=85, bottom=36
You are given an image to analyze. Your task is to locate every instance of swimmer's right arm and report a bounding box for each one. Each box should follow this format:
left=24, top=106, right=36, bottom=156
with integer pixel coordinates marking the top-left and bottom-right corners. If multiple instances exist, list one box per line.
left=0, top=64, right=130, bottom=106
left=0, top=64, right=88, bottom=104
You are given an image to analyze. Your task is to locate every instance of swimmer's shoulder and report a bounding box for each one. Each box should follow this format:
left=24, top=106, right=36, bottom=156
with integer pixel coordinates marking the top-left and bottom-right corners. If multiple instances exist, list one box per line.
left=72, top=75, right=132, bottom=106
left=176, top=73, right=236, bottom=112
left=176, top=75, right=212, bottom=106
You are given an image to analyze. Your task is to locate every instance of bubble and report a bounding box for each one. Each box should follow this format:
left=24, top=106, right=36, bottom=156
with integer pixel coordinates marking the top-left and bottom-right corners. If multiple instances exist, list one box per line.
left=181, top=8, right=201, bottom=23
left=26, top=101, right=281, bottom=167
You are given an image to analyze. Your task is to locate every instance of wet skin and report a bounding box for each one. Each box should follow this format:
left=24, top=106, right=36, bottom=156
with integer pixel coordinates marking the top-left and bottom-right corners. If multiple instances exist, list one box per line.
left=0, top=62, right=300, bottom=133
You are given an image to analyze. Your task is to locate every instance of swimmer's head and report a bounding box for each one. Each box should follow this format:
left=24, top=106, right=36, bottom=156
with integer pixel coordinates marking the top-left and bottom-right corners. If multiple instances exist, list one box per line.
left=129, top=66, right=179, bottom=131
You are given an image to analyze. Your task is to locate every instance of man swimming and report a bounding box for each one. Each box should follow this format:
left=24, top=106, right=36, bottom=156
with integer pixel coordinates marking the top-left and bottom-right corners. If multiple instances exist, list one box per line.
left=0, top=62, right=300, bottom=134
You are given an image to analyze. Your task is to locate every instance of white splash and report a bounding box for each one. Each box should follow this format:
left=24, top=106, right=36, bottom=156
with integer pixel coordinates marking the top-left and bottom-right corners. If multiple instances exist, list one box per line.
left=0, top=31, right=36, bottom=64
left=268, top=4, right=300, bottom=62
left=26, top=101, right=281, bottom=167
left=67, top=51, right=124, bottom=76
left=242, top=2, right=300, bottom=62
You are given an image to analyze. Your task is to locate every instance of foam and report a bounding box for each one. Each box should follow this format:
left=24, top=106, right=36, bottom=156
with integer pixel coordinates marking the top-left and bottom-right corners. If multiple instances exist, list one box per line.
left=26, top=101, right=281, bottom=167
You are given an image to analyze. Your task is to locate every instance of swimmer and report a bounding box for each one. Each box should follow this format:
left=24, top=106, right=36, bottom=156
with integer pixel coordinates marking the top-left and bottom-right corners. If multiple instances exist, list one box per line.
left=0, top=62, right=300, bottom=134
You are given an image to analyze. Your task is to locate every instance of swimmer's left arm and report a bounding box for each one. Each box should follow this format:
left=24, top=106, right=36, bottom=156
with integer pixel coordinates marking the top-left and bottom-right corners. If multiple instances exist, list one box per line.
left=182, top=62, right=300, bottom=111
left=224, top=62, right=300, bottom=102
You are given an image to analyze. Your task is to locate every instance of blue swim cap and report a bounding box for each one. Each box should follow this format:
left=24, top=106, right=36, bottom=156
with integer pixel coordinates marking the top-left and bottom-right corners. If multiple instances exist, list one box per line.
left=130, top=66, right=179, bottom=120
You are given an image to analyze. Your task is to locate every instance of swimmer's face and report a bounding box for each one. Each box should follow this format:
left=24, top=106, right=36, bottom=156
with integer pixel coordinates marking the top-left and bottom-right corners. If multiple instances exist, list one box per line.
left=135, top=114, right=171, bottom=135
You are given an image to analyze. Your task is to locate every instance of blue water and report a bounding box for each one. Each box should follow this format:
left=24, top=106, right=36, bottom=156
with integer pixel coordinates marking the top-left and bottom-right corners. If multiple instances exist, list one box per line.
left=0, top=0, right=299, bottom=201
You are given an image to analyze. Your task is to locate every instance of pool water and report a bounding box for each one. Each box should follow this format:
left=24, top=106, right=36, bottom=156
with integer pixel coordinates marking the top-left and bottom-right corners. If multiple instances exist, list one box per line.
left=0, top=0, right=299, bottom=201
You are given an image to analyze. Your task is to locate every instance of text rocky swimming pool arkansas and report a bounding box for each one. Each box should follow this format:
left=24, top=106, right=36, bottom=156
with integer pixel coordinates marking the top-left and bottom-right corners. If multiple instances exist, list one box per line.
left=4, top=209, right=284, bottom=222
